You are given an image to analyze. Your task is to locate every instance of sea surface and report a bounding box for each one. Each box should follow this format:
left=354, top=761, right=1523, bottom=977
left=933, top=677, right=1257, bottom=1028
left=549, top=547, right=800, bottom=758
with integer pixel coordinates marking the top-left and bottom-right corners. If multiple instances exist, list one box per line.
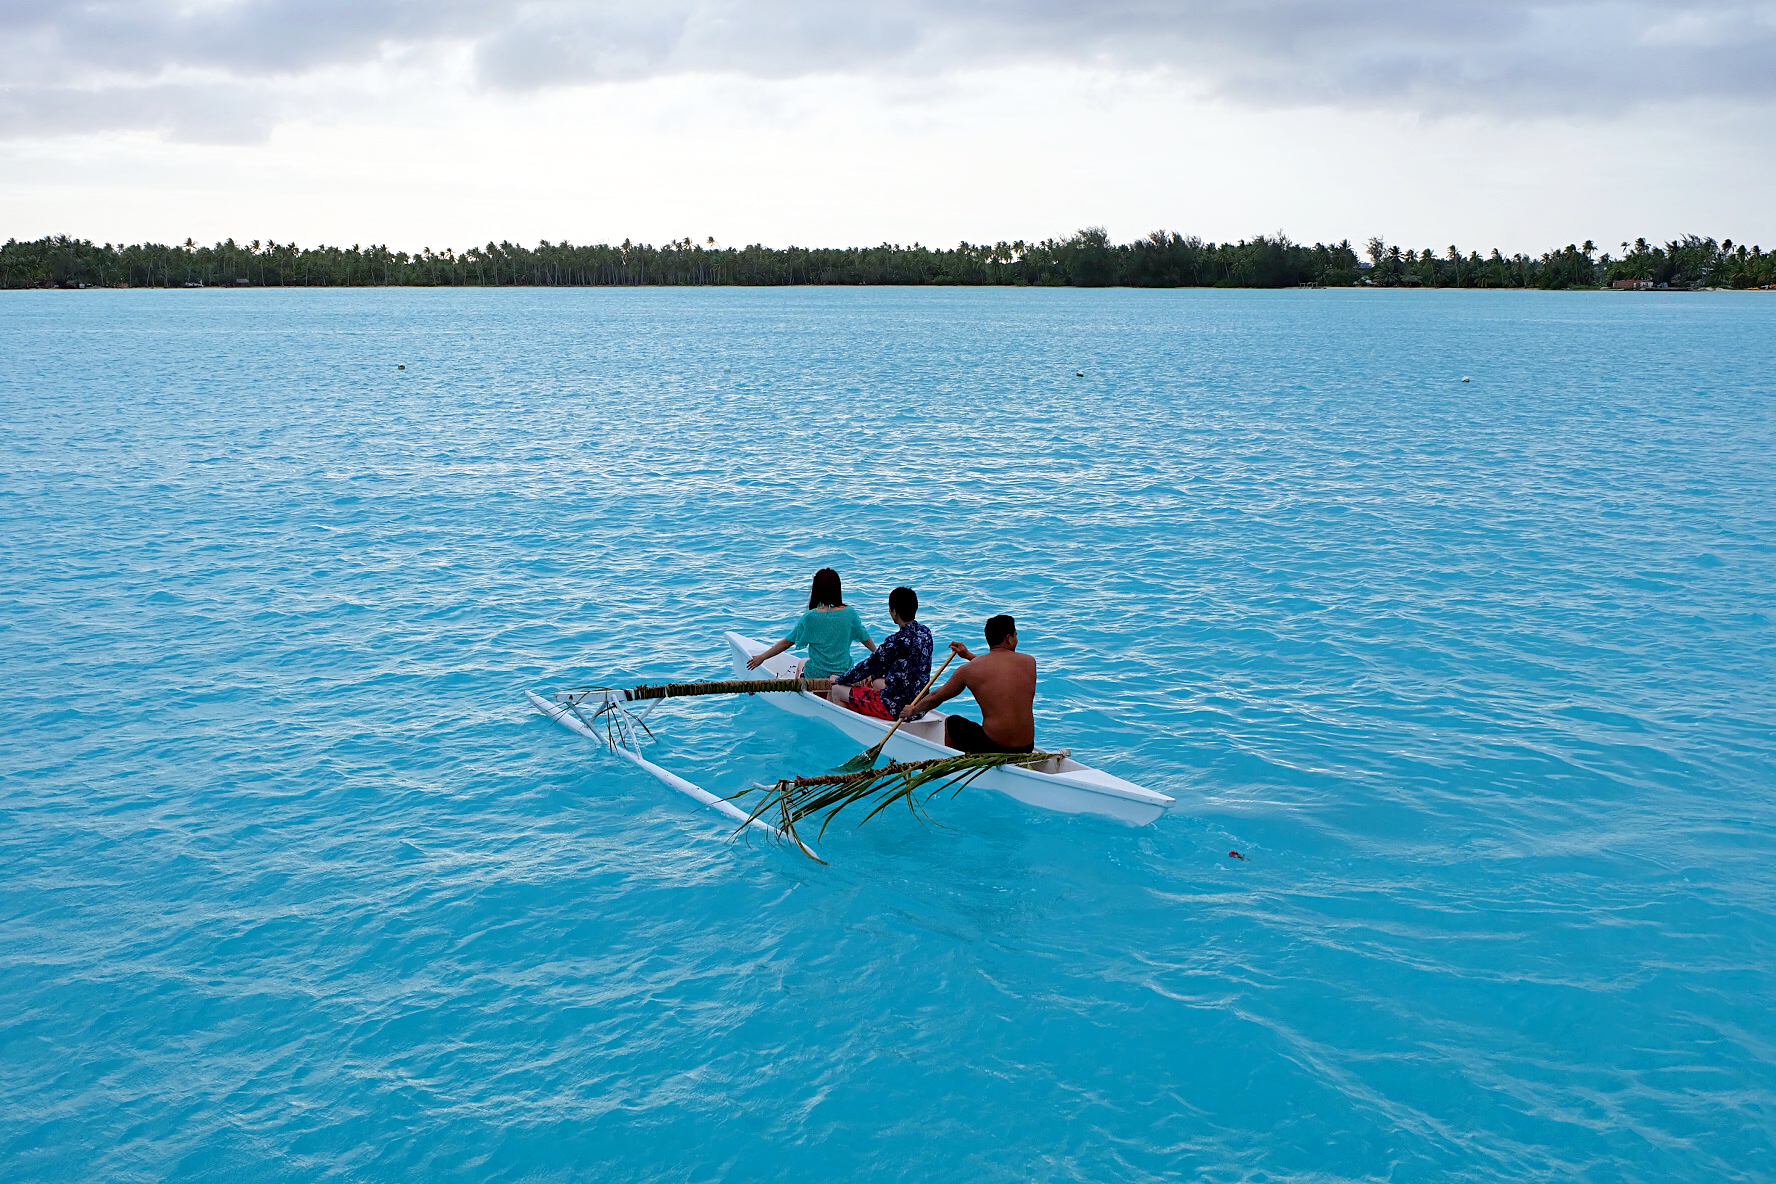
left=2, top=286, right=1773, bottom=1183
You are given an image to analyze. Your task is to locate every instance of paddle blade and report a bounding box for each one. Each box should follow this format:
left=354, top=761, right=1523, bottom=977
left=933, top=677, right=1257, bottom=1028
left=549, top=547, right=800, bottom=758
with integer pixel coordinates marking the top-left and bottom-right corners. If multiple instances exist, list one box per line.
left=832, top=749, right=882, bottom=774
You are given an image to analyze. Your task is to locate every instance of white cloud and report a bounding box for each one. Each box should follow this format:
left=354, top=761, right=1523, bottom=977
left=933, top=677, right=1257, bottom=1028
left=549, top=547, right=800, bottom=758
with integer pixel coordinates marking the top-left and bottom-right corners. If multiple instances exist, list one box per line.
left=4, top=1, right=1776, bottom=141
left=1639, top=4, right=1775, bottom=46
left=2, top=3, right=1771, bottom=250
left=4, top=66, right=1771, bottom=253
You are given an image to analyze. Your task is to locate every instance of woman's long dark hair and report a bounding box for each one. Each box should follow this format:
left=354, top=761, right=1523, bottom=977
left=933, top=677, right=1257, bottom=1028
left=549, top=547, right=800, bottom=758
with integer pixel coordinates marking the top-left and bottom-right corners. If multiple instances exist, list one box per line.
left=808, top=568, right=844, bottom=609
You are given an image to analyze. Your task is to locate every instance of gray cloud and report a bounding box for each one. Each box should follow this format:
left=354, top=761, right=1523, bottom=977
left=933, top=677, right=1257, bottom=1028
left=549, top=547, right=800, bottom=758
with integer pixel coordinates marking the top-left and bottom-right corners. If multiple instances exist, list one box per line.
left=4, top=1, right=1774, bottom=140
left=0, top=82, right=276, bottom=143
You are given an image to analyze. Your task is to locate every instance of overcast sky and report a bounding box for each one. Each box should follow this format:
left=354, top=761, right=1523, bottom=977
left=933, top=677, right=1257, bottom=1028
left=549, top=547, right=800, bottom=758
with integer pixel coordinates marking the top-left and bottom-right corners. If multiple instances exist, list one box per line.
left=2, top=0, right=1773, bottom=252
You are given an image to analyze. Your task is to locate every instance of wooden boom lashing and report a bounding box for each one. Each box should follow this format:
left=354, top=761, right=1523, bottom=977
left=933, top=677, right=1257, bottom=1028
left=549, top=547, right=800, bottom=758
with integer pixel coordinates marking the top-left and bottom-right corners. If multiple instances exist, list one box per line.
left=623, top=677, right=835, bottom=701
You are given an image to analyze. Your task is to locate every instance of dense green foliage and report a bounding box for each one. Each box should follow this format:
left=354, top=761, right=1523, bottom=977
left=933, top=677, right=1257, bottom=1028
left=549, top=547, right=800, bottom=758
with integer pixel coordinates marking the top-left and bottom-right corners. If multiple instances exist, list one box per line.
left=1359, top=235, right=1775, bottom=290
left=3, top=229, right=1771, bottom=290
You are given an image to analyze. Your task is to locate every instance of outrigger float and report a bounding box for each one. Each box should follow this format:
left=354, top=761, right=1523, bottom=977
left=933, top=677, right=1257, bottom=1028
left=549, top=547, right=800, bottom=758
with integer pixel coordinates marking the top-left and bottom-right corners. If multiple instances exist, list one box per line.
left=527, top=631, right=1174, bottom=853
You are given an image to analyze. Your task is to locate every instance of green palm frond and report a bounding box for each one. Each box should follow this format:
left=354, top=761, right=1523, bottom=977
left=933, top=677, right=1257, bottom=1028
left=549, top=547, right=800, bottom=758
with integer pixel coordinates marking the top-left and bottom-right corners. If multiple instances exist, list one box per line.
left=734, top=750, right=1069, bottom=860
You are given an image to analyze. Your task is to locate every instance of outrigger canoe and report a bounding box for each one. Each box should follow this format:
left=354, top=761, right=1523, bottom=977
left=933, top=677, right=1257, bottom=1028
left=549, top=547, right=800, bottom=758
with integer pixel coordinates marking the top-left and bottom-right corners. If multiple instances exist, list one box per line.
left=526, top=633, right=1174, bottom=841
left=721, top=631, right=1174, bottom=826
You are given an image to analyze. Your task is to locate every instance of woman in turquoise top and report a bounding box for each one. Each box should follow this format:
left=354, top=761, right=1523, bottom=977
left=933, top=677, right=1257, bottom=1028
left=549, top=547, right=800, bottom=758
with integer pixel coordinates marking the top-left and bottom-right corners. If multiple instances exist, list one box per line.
left=747, top=568, right=876, bottom=678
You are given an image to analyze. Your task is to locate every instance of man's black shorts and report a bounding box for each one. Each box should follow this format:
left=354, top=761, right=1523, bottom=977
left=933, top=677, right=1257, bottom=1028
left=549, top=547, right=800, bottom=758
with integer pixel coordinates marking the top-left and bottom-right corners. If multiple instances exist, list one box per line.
left=944, top=715, right=1035, bottom=755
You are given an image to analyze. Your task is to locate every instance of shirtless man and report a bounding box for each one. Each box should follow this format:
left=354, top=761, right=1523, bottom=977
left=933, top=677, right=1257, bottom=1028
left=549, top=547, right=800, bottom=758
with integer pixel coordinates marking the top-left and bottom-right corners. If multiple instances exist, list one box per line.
left=898, top=614, right=1037, bottom=753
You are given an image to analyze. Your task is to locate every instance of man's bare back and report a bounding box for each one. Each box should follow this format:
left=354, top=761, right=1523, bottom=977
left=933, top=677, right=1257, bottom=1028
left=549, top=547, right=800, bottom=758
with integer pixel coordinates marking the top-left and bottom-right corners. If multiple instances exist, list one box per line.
left=949, top=645, right=1037, bottom=747
left=900, top=615, right=1037, bottom=750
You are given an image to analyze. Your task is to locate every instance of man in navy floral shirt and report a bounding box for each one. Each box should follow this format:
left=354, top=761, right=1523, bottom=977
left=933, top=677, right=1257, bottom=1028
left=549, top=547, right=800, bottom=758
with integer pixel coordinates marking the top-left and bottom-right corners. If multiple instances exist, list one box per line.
left=830, top=586, right=933, bottom=720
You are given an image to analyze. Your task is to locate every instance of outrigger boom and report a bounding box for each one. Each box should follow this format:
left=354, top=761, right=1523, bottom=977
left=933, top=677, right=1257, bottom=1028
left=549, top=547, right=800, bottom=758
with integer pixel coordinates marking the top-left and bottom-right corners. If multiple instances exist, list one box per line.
left=523, top=688, right=817, bottom=858
left=554, top=677, right=834, bottom=704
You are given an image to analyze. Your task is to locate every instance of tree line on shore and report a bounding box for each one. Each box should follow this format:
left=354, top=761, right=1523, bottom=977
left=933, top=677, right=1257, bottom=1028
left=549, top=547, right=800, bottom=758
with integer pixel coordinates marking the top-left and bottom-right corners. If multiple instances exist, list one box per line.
left=2, top=229, right=1771, bottom=290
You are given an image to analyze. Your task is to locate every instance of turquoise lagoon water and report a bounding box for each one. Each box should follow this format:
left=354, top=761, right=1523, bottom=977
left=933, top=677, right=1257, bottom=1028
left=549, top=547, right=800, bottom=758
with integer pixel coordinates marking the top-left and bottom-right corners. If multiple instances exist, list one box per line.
left=2, top=287, right=1773, bottom=1182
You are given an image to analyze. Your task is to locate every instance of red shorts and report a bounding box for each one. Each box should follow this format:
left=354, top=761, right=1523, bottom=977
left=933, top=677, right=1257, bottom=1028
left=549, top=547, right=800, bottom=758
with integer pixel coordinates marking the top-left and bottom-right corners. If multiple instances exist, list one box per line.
left=843, top=684, right=895, bottom=720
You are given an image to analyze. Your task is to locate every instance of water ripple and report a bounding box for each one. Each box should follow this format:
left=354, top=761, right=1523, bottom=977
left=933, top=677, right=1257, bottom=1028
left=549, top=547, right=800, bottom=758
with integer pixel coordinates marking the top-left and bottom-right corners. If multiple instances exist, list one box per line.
left=2, top=287, right=1773, bottom=1183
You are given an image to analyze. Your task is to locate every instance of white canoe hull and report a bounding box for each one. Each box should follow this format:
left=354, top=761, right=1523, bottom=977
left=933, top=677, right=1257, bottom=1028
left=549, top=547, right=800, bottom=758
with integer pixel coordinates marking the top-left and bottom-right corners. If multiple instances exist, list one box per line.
left=723, top=631, right=1173, bottom=826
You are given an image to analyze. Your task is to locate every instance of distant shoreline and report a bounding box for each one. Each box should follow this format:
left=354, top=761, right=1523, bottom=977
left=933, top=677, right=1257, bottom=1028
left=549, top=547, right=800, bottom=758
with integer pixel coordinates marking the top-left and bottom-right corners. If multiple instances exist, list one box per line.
left=17, top=283, right=1768, bottom=296
left=4, top=230, right=1771, bottom=292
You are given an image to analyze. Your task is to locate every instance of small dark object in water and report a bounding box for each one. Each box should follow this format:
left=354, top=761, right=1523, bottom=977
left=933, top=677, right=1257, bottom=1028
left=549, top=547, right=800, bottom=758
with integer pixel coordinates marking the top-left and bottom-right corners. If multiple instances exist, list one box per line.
left=1229, top=850, right=1245, bottom=861
left=398, top=364, right=406, bottom=370
left=1076, top=371, right=1084, bottom=377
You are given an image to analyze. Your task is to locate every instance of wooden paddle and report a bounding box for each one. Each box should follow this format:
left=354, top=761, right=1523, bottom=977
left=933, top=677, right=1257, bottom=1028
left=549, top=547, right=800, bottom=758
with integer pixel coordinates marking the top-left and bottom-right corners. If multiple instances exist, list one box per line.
left=835, top=649, right=958, bottom=773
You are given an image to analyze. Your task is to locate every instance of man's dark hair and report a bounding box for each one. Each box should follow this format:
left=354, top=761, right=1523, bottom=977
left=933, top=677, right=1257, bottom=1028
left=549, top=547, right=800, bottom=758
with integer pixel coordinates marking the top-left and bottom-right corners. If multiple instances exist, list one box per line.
left=889, top=586, right=918, bottom=621
left=808, top=568, right=843, bottom=609
left=984, top=614, right=1016, bottom=646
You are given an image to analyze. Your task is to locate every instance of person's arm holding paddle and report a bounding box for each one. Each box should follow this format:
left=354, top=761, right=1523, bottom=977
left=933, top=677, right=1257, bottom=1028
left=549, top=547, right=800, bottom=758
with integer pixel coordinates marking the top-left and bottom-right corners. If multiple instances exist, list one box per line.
left=899, top=663, right=971, bottom=720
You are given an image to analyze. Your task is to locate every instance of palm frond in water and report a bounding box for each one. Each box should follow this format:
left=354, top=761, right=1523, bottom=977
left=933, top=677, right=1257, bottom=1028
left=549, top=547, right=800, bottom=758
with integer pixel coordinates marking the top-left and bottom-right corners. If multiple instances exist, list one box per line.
left=734, top=750, right=1069, bottom=858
